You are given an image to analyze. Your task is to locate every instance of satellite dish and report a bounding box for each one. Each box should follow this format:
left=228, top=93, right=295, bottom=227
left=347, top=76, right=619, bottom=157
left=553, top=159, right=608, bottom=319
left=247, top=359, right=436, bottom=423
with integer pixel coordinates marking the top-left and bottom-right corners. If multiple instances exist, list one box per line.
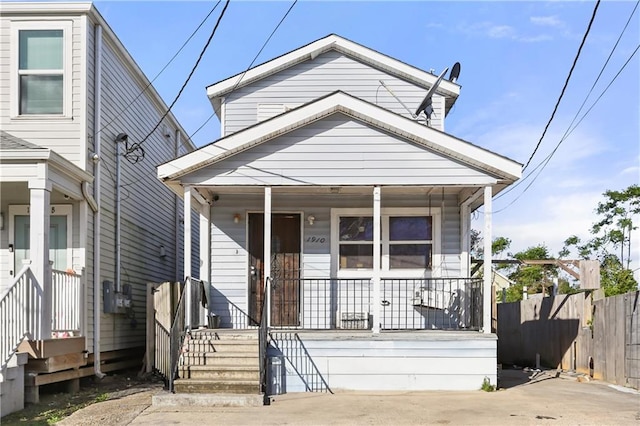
left=415, top=67, right=448, bottom=118
left=449, top=62, right=461, bottom=83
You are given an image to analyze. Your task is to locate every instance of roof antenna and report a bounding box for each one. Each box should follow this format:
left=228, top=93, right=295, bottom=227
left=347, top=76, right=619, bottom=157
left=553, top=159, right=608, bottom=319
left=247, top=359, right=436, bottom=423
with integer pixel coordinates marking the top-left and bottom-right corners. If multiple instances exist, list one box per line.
left=414, top=67, right=448, bottom=123
left=379, top=80, right=417, bottom=119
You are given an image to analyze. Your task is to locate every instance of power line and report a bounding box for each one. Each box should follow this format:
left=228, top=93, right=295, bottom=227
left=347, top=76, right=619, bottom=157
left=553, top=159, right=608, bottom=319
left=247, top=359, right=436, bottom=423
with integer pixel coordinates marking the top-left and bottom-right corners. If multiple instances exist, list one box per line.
left=493, top=42, right=639, bottom=214
left=522, top=0, right=601, bottom=172
left=99, top=1, right=221, bottom=136
left=188, top=0, right=298, bottom=143
left=126, top=0, right=230, bottom=157
left=496, top=0, right=638, bottom=202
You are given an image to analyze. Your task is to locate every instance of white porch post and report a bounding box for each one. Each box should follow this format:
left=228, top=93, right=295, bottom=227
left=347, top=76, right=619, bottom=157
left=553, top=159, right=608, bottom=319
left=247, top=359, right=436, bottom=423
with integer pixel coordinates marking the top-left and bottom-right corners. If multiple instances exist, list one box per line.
left=482, top=186, right=492, bottom=334
left=372, top=186, right=381, bottom=334
left=199, top=200, right=211, bottom=325
left=264, top=187, right=272, bottom=326
left=183, top=186, right=192, bottom=328
left=29, top=177, right=52, bottom=339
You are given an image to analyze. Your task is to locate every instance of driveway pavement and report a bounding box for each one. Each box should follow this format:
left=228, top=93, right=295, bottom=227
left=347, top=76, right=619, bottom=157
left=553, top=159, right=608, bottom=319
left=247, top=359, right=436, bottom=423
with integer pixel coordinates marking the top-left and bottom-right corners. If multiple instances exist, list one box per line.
left=60, top=369, right=640, bottom=425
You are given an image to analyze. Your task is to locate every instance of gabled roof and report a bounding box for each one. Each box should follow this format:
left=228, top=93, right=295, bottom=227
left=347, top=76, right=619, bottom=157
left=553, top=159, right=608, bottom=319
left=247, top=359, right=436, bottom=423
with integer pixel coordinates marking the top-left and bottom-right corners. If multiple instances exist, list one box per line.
left=158, top=91, right=521, bottom=189
left=206, top=34, right=461, bottom=116
left=0, top=130, right=46, bottom=151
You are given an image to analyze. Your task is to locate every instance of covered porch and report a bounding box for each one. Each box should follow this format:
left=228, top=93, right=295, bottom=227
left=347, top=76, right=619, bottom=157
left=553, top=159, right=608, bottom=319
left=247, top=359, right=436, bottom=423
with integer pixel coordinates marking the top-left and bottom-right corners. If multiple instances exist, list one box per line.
left=178, top=184, right=495, bottom=335
left=0, top=132, right=92, bottom=369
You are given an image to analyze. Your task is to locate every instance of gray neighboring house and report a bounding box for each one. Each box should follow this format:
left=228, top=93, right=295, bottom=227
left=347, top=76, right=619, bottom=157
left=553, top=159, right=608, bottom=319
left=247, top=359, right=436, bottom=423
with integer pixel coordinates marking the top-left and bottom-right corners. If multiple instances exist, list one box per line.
left=0, top=2, right=197, bottom=416
left=159, top=34, right=522, bottom=393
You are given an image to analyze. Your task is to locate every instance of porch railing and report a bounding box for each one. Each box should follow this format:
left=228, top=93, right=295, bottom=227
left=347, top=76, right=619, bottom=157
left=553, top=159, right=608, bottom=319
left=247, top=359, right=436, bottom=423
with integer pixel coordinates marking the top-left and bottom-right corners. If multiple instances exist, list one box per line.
left=381, top=278, right=483, bottom=331
left=0, top=266, right=42, bottom=369
left=267, top=277, right=482, bottom=331
left=51, top=269, right=82, bottom=335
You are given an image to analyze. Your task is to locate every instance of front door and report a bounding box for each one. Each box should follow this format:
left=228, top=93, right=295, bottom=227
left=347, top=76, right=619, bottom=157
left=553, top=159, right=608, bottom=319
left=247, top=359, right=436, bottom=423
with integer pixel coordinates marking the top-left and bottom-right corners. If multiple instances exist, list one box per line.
left=248, top=213, right=301, bottom=326
left=9, top=205, right=71, bottom=276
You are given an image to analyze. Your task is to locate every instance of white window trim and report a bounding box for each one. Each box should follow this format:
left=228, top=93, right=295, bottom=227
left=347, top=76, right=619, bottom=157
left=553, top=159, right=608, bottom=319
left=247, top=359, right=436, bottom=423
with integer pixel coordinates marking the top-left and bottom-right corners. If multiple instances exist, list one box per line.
left=10, top=20, right=73, bottom=119
left=8, top=204, right=73, bottom=275
left=331, top=207, right=441, bottom=279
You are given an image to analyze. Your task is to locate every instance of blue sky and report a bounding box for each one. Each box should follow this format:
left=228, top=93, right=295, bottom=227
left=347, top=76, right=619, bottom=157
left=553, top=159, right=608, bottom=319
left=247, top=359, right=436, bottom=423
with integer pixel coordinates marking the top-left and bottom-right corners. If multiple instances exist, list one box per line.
left=92, top=1, right=639, bottom=274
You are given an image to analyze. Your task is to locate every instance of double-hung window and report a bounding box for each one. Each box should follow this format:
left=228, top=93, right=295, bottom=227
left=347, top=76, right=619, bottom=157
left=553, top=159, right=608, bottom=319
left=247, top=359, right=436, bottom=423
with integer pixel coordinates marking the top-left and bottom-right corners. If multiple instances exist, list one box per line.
left=332, top=208, right=441, bottom=277
left=12, top=21, right=71, bottom=117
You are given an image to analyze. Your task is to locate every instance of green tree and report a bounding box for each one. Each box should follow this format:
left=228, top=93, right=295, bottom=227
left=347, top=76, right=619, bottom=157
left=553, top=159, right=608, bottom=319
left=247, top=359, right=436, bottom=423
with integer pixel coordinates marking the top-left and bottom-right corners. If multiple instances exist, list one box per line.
left=509, top=245, right=558, bottom=297
left=561, top=184, right=639, bottom=297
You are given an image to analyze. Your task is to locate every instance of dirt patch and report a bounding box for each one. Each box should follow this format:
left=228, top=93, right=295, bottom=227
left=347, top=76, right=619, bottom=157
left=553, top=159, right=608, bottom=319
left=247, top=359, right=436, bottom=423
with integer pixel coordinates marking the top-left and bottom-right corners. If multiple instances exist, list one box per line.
left=1, top=369, right=164, bottom=425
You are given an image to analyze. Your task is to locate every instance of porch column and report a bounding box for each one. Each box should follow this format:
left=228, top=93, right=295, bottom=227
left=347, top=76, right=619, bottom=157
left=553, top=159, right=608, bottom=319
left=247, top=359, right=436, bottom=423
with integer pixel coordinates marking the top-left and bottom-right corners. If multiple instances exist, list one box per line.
left=183, top=186, right=192, bottom=328
left=199, top=200, right=211, bottom=325
left=263, top=187, right=272, bottom=326
left=29, top=177, right=52, bottom=339
left=482, top=186, right=492, bottom=334
left=372, top=186, right=381, bottom=334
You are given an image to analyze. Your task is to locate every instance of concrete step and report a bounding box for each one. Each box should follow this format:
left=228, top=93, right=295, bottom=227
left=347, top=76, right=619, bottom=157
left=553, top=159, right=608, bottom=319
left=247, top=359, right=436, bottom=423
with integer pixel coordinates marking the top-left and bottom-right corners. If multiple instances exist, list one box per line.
left=153, top=392, right=263, bottom=407
left=186, top=340, right=258, bottom=353
left=178, top=365, right=260, bottom=380
left=173, top=378, right=260, bottom=394
left=181, top=352, right=260, bottom=367
left=190, top=329, right=259, bottom=340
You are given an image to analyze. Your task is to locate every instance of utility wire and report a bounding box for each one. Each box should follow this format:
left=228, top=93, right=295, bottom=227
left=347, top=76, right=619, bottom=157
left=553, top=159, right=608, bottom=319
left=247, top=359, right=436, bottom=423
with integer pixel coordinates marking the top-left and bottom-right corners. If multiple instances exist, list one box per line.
left=496, top=0, right=638, bottom=202
left=99, top=1, right=221, bottom=136
left=493, top=43, right=639, bottom=214
left=522, top=0, right=601, bottom=172
left=188, top=0, right=298, bottom=142
left=126, top=0, right=230, bottom=156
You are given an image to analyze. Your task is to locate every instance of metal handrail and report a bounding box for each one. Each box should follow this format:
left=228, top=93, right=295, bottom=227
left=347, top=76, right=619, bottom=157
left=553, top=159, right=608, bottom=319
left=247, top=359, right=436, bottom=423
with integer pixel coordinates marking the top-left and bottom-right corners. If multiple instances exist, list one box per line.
left=168, top=277, right=204, bottom=392
left=259, top=276, right=271, bottom=405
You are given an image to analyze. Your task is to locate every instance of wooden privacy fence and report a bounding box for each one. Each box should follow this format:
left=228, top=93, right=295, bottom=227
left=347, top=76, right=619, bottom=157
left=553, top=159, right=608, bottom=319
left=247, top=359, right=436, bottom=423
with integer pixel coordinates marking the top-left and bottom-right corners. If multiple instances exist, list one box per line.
left=497, top=291, right=639, bottom=390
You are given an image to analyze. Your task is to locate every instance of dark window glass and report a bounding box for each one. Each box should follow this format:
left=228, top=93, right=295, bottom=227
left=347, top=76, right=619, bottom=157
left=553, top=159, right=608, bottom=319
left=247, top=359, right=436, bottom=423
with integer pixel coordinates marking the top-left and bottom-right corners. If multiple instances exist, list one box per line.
left=389, top=244, right=431, bottom=269
left=389, top=216, right=431, bottom=241
left=339, top=244, right=373, bottom=269
left=339, top=216, right=373, bottom=241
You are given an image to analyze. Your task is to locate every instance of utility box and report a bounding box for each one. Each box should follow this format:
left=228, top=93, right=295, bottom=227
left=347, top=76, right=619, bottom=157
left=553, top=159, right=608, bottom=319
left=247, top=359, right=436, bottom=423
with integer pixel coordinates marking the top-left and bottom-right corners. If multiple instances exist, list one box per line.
left=103, top=281, right=133, bottom=313
left=103, top=280, right=116, bottom=313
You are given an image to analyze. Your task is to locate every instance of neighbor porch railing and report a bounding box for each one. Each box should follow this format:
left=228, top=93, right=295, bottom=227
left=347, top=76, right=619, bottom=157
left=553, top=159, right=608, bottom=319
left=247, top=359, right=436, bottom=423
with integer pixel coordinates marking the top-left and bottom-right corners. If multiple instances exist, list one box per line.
left=51, top=269, right=83, bottom=336
left=266, top=277, right=482, bottom=331
left=0, top=266, right=42, bottom=369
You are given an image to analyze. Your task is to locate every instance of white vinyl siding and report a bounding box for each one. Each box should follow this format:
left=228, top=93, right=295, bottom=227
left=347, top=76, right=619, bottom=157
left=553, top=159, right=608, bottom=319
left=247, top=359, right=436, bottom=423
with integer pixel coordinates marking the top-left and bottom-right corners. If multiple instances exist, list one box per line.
left=89, top=32, right=197, bottom=352
left=224, top=51, right=445, bottom=134
left=274, top=333, right=497, bottom=391
left=183, top=113, right=493, bottom=187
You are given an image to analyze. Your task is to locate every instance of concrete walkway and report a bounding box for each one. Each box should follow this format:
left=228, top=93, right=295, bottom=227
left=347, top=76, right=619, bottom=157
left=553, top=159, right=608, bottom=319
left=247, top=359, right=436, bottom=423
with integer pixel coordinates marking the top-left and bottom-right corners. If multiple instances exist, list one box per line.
left=60, top=370, right=640, bottom=425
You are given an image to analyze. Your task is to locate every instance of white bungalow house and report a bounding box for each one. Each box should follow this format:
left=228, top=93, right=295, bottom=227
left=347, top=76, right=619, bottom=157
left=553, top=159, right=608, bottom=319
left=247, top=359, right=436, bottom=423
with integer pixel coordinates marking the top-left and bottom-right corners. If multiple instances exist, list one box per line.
left=158, top=34, right=521, bottom=393
left=0, top=2, right=197, bottom=415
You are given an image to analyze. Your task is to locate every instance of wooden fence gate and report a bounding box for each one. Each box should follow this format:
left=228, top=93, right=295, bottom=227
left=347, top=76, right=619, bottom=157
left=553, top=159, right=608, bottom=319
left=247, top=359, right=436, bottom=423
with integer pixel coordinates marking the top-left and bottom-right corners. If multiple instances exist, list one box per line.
left=145, top=282, right=181, bottom=379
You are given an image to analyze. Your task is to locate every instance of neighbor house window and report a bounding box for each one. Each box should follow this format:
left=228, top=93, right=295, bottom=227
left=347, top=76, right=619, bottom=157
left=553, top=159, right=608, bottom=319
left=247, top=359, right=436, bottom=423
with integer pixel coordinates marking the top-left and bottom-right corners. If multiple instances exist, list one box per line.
left=332, top=208, right=440, bottom=277
left=12, top=21, right=71, bottom=117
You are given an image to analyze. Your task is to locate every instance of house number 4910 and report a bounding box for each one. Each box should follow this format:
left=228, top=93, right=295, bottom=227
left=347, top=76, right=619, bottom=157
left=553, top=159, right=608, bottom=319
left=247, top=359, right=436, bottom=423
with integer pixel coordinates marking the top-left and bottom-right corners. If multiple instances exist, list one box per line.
left=306, top=236, right=326, bottom=244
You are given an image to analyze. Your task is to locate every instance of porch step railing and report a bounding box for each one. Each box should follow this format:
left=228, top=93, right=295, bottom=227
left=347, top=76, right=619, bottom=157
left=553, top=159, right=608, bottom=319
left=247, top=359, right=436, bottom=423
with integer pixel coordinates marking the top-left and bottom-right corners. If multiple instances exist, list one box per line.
left=0, top=266, right=42, bottom=369
left=168, top=277, right=204, bottom=391
left=51, top=269, right=82, bottom=335
left=267, top=277, right=482, bottom=331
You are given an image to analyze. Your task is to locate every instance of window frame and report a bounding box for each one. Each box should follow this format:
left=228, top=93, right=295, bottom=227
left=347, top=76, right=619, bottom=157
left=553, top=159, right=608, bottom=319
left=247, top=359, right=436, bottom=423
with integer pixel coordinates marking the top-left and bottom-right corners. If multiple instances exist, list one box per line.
left=331, top=207, right=441, bottom=279
left=10, top=20, right=73, bottom=118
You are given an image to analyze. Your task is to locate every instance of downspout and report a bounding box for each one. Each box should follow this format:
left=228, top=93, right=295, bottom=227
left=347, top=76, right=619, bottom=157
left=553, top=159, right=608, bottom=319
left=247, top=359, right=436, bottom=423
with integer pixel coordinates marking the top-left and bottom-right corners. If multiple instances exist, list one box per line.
left=92, top=23, right=105, bottom=379
left=174, top=130, right=180, bottom=282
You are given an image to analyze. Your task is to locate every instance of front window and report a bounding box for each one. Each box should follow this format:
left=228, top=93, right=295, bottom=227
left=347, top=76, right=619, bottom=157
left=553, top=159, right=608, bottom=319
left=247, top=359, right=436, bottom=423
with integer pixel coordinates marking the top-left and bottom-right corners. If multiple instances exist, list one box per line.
left=19, top=30, right=64, bottom=114
left=333, top=208, right=440, bottom=276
